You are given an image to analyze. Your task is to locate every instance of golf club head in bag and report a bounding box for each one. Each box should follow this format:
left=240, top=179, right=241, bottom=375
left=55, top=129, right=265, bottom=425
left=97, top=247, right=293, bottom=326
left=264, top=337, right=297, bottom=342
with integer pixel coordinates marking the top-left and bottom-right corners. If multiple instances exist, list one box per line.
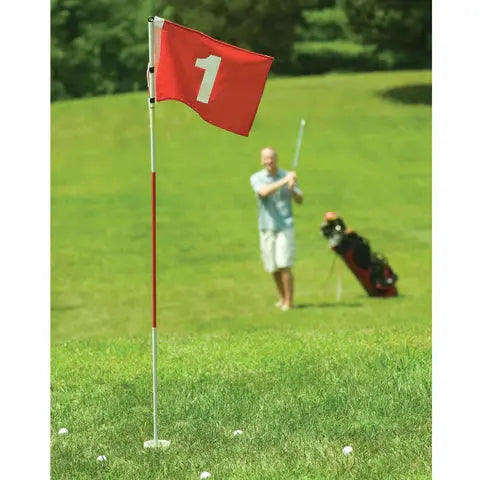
left=320, top=212, right=398, bottom=297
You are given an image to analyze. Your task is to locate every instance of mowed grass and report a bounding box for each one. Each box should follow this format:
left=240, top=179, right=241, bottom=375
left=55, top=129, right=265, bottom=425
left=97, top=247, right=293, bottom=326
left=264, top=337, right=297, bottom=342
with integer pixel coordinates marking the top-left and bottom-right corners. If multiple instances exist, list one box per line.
left=51, top=70, right=431, bottom=479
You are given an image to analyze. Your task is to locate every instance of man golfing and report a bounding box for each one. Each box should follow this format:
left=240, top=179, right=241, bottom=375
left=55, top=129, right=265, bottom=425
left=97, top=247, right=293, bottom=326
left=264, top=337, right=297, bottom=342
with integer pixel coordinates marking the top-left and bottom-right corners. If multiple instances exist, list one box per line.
left=250, top=147, right=303, bottom=311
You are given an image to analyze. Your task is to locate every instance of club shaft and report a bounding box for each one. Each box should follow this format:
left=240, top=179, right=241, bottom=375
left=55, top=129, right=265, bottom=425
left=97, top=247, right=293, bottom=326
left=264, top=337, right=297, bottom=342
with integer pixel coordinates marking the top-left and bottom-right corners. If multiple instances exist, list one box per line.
left=336, top=264, right=342, bottom=302
left=292, top=120, right=306, bottom=169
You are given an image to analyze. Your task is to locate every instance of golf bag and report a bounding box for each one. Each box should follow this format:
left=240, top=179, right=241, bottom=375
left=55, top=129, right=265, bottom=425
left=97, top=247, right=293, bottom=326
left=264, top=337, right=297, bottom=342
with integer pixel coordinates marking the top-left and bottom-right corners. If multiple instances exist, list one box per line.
left=320, top=212, right=398, bottom=297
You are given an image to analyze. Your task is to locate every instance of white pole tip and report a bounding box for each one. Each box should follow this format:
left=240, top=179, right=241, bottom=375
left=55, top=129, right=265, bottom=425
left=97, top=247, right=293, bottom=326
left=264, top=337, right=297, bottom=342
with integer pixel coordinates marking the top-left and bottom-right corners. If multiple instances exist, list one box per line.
left=301, top=119, right=306, bottom=126
left=144, top=439, right=171, bottom=449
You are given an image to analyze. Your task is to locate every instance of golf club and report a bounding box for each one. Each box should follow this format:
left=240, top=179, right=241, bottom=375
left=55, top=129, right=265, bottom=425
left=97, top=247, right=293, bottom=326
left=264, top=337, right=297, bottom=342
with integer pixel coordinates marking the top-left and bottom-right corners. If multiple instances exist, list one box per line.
left=292, top=119, right=306, bottom=169
left=336, top=262, right=343, bottom=302
left=322, top=253, right=338, bottom=297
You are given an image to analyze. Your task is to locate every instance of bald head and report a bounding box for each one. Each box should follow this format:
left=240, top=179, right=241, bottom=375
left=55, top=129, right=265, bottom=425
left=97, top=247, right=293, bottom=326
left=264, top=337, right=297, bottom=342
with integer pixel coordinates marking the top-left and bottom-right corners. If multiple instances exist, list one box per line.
left=260, top=147, right=278, bottom=175
left=261, top=147, right=277, bottom=160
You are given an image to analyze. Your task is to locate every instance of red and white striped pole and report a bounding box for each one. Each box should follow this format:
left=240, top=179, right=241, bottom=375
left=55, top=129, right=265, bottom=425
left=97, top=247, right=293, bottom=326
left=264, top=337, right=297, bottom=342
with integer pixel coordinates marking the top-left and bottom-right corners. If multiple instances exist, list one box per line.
left=144, top=16, right=170, bottom=450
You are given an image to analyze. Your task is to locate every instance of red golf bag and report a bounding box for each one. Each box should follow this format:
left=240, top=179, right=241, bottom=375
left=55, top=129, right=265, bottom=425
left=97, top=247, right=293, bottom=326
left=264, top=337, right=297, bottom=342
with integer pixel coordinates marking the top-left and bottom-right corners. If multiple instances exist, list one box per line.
left=320, top=212, right=398, bottom=297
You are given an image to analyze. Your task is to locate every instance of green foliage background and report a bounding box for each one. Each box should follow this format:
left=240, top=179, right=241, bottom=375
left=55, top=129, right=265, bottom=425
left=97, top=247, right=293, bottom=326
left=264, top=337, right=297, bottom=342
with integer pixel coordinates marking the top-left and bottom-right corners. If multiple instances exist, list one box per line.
left=340, top=0, right=432, bottom=68
left=51, top=0, right=431, bottom=100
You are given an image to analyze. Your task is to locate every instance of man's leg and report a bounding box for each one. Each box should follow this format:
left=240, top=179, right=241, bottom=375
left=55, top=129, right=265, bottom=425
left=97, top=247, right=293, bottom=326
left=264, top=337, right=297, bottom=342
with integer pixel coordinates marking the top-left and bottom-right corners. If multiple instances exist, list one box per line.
left=275, top=228, right=296, bottom=309
left=280, top=268, right=294, bottom=308
left=260, top=230, right=283, bottom=305
left=272, top=270, right=285, bottom=305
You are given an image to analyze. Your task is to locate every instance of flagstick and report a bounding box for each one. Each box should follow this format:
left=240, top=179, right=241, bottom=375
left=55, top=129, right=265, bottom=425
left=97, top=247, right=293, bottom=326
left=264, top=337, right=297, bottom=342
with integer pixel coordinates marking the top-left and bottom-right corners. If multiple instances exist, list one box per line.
left=144, top=16, right=170, bottom=450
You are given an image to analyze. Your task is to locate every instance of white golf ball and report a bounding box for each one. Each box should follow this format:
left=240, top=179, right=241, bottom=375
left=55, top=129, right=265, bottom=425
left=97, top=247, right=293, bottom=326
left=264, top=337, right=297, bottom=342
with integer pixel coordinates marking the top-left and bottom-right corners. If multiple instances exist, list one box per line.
left=97, top=455, right=107, bottom=462
left=342, top=445, right=353, bottom=455
left=58, top=427, right=68, bottom=435
left=200, top=472, right=211, bottom=479
left=233, top=429, right=243, bottom=436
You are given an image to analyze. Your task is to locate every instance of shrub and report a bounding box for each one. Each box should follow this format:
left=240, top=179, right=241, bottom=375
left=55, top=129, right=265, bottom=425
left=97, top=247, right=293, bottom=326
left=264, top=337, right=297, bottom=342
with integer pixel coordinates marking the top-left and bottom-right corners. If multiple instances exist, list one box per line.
left=295, top=8, right=349, bottom=42
left=292, top=40, right=393, bottom=75
left=339, top=0, right=431, bottom=68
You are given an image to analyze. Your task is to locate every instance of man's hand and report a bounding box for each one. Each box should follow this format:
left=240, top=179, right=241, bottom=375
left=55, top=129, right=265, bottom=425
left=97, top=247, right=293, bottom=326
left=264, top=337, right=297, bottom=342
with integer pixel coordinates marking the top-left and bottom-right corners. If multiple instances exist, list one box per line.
left=287, top=171, right=297, bottom=190
left=258, top=171, right=297, bottom=198
left=287, top=171, right=303, bottom=204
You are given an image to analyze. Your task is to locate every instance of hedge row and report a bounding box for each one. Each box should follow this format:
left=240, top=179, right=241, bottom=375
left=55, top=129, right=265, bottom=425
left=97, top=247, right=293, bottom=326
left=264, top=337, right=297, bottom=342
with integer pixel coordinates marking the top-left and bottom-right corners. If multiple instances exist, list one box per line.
left=291, top=41, right=399, bottom=75
left=295, top=8, right=349, bottom=42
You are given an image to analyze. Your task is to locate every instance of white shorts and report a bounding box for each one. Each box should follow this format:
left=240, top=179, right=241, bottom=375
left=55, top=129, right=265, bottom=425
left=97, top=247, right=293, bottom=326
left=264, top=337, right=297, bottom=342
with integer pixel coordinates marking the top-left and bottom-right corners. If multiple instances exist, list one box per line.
left=259, top=228, right=295, bottom=273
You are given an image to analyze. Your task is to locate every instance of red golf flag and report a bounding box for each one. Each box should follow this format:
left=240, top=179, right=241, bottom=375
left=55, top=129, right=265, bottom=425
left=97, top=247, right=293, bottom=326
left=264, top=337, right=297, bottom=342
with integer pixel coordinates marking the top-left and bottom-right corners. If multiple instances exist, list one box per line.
left=151, top=17, right=274, bottom=136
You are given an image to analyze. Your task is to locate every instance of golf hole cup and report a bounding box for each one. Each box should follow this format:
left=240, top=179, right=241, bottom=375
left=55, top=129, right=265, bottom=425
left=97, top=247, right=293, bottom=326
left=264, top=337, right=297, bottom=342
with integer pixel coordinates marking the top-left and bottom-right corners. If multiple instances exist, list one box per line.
left=143, top=439, right=171, bottom=449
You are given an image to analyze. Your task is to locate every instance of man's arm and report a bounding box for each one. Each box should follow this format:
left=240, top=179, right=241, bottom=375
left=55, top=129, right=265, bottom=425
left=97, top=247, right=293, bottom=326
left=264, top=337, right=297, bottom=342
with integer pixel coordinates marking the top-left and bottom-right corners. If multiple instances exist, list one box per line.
left=291, top=187, right=303, bottom=205
left=287, top=175, right=303, bottom=204
left=257, top=171, right=296, bottom=197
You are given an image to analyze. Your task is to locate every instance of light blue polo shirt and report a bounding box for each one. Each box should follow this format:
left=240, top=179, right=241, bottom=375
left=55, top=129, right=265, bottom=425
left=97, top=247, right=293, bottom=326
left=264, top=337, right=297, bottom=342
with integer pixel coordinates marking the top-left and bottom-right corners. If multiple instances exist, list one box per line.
left=250, top=168, right=300, bottom=231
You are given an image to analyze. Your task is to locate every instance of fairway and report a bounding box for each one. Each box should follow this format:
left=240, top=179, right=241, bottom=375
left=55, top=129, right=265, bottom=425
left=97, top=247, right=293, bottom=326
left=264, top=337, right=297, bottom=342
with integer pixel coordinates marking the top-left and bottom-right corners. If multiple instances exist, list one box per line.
left=51, top=70, right=431, bottom=479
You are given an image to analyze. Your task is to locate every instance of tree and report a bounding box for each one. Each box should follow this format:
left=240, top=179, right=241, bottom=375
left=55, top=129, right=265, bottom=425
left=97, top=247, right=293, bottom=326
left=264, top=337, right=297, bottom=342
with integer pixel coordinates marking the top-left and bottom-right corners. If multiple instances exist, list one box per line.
left=51, top=0, right=335, bottom=100
left=162, top=0, right=307, bottom=72
left=51, top=0, right=159, bottom=100
left=340, top=0, right=431, bottom=67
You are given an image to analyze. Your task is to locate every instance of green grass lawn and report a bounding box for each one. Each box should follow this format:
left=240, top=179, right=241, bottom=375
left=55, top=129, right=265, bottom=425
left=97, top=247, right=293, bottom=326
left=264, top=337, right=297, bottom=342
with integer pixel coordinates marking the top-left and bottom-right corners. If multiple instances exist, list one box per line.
left=51, top=70, right=431, bottom=479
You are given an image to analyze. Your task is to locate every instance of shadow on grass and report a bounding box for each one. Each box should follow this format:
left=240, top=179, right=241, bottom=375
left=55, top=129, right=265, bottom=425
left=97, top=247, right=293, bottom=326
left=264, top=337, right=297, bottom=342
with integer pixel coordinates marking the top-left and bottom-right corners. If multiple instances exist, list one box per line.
left=378, top=84, right=432, bottom=106
left=51, top=304, right=82, bottom=311
left=295, top=302, right=363, bottom=309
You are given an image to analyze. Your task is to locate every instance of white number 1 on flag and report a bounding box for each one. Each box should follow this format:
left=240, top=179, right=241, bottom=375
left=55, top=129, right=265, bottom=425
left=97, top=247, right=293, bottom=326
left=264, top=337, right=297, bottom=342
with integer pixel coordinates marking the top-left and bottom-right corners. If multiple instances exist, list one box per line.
left=195, top=55, right=222, bottom=104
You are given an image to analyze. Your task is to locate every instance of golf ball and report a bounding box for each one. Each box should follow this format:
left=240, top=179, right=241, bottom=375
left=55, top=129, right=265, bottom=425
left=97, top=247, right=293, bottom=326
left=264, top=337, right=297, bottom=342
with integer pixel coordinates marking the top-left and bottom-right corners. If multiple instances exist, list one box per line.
left=342, top=445, right=353, bottom=455
left=233, top=429, right=243, bottom=436
left=200, top=472, right=211, bottom=479
left=97, top=455, right=107, bottom=462
left=58, top=428, right=68, bottom=435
